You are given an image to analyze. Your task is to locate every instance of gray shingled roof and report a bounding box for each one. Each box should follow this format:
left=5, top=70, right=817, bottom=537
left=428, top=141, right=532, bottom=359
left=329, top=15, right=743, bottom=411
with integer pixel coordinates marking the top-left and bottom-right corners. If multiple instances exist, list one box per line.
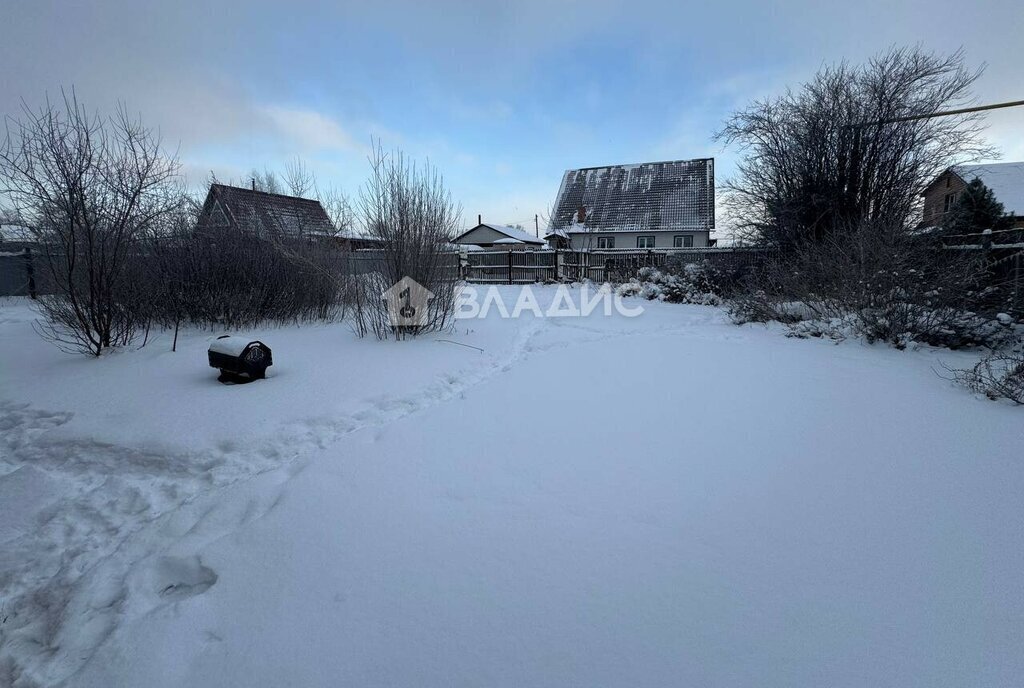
left=550, top=158, right=714, bottom=233
left=198, top=184, right=337, bottom=236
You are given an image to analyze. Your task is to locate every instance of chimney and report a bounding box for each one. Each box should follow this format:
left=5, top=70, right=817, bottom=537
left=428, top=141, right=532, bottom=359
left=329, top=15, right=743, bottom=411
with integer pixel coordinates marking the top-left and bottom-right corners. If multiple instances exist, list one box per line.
left=251, top=178, right=256, bottom=191
left=478, top=214, right=482, bottom=225
left=577, top=206, right=586, bottom=223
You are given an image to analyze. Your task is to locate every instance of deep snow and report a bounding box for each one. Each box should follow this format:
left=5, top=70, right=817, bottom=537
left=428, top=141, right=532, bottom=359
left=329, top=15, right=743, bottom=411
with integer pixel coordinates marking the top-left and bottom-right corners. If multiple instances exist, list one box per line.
left=0, top=289, right=1021, bottom=687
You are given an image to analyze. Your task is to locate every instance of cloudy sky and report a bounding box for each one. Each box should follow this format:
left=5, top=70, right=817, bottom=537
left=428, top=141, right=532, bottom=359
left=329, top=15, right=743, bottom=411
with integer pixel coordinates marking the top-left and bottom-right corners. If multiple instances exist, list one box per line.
left=2, top=0, right=1021, bottom=235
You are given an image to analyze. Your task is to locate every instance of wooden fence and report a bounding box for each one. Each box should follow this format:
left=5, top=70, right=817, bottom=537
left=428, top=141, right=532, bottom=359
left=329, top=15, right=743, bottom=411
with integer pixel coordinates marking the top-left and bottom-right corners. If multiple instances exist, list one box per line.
left=0, top=249, right=44, bottom=297
left=463, top=247, right=770, bottom=284
left=946, top=244, right=1024, bottom=315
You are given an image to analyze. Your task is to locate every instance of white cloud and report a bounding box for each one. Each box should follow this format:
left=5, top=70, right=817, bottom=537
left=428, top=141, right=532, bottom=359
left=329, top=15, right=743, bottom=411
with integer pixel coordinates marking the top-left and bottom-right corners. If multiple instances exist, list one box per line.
left=981, top=109, right=1024, bottom=163
left=260, top=106, right=367, bottom=155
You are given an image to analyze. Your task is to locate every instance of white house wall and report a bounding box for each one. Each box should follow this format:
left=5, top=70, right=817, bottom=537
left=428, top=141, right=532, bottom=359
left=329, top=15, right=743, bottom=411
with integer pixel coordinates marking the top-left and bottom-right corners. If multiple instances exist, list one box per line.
left=567, top=230, right=711, bottom=250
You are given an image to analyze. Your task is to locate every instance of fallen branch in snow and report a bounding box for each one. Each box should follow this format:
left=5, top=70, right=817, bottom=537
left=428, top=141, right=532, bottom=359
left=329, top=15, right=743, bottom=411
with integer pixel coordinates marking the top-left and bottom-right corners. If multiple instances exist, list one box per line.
left=436, top=339, right=483, bottom=353
left=946, top=342, right=1024, bottom=404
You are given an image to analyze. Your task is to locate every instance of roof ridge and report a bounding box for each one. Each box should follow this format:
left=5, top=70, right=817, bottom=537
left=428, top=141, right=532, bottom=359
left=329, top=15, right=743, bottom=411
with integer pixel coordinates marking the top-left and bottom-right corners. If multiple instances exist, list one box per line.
left=954, top=161, right=1024, bottom=170
left=212, top=183, right=322, bottom=204
left=566, top=157, right=714, bottom=173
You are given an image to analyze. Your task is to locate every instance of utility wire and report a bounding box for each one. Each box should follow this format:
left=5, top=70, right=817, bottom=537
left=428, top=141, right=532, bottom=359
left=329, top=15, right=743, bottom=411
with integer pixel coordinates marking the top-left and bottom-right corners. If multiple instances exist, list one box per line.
left=851, top=99, right=1024, bottom=128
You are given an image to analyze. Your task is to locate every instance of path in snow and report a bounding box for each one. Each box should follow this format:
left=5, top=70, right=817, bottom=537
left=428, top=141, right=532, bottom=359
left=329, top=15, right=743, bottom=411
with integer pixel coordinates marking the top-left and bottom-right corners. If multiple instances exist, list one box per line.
left=0, top=308, right=554, bottom=685
left=3, top=291, right=685, bottom=685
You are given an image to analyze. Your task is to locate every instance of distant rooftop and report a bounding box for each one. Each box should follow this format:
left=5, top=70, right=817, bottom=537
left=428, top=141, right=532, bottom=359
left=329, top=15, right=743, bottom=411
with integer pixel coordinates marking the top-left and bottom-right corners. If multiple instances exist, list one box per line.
left=198, top=184, right=337, bottom=236
left=0, top=224, right=35, bottom=245
left=550, top=158, right=715, bottom=233
left=453, top=222, right=545, bottom=245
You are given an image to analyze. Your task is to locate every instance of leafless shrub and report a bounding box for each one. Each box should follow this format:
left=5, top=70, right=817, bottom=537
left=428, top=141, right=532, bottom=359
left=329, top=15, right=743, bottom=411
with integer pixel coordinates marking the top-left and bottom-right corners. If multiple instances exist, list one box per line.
left=352, top=144, right=461, bottom=340
left=952, top=345, right=1024, bottom=404
left=318, top=183, right=356, bottom=236
left=729, top=222, right=1009, bottom=348
left=0, top=91, right=181, bottom=355
left=345, top=272, right=393, bottom=339
left=141, top=221, right=348, bottom=336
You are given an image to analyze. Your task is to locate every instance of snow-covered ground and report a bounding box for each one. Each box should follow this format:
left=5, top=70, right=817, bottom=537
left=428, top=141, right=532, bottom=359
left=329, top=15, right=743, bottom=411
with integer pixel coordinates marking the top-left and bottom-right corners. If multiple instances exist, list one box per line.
left=1, top=288, right=1021, bottom=687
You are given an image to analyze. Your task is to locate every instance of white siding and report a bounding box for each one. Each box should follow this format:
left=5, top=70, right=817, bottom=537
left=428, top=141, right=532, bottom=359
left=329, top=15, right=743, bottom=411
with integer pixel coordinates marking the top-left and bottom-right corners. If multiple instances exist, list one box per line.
left=566, top=230, right=711, bottom=250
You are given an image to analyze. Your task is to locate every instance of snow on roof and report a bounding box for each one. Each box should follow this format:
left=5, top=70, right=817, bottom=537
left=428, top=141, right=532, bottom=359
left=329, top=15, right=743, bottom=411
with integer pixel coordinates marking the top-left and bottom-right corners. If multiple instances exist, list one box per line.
left=485, top=224, right=544, bottom=244
left=953, top=162, right=1024, bottom=216
left=550, top=158, right=715, bottom=233
left=453, top=223, right=544, bottom=245
left=0, top=225, right=35, bottom=244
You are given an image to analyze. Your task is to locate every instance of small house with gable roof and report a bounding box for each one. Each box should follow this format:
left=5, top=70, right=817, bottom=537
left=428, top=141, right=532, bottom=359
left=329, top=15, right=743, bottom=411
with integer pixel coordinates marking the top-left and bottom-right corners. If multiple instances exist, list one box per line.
left=452, top=222, right=545, bottom=250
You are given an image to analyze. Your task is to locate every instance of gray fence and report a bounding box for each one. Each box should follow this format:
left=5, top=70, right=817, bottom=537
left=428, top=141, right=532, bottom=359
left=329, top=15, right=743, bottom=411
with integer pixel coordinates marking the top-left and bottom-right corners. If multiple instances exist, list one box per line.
left=464, top=247, right=770, bottom=284
left=0, top=249, right=47, bottom=297
left=347, top=249, right=461, bottom=278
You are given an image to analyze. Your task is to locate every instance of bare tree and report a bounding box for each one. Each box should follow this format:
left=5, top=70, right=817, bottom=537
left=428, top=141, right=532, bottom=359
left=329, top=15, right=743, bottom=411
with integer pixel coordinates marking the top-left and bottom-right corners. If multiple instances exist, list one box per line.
left=318, top=183, right=356, bottom=235
left=283, top=156, right=315, bottom=197
left=0, top=91, right=181, bottom=355
left=354, top=144, right=462, bottom=339
left=717, top=47, right=993, bottom=248
left=249, top=167, right=283, bottom=194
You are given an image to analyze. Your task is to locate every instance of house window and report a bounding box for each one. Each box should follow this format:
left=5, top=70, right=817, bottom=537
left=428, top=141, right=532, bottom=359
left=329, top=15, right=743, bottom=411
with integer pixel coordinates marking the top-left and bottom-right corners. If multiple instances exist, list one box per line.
left=596, top=236, right=615, bottom=249
left=673, top=235, right=694, bottom=248
left=943, top=192, right=957, bottom=212
left=637, top=236, right=656, bottom=249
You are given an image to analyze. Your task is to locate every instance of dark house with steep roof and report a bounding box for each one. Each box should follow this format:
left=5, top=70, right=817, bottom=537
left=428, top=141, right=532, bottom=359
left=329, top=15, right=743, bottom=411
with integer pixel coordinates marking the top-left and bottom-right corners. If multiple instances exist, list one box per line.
left=548, top=158, right=715, bottom=250
left=196, top=184, right=337, bottom=237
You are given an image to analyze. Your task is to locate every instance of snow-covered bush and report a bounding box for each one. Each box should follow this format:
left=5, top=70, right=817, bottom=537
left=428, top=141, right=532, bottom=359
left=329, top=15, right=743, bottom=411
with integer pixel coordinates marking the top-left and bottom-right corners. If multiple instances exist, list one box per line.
left=615, top=263, right=723, bottom=306
left=728, top=222, right=1013, bottom=350
left=615, top=280, right=644, bottom=298
left=782, top=310, right=1018, bottom=349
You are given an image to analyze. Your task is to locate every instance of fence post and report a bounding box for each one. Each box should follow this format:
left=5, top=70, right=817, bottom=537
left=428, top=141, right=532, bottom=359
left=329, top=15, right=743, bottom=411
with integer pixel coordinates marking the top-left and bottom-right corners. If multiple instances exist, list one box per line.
left=1014, top=250, right=1021, bottom=315
left=23, top=248, right=37, bottom=299
left=507, top=249, right=513, bottom=285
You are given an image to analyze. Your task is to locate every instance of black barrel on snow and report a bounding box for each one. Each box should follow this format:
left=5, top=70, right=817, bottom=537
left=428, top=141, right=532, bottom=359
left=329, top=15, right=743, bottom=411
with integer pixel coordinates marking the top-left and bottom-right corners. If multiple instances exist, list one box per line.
left=208, top=336, right=273, bottom=380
